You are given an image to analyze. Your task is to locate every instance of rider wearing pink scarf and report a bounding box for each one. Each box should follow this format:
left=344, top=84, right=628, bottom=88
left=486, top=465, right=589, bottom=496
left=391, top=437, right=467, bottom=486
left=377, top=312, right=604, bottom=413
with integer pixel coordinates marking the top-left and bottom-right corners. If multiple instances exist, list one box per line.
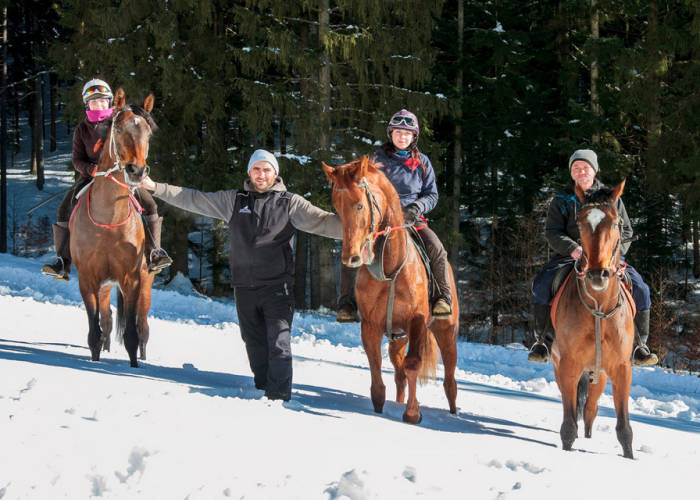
left=42, top=79, right=171, bottom=281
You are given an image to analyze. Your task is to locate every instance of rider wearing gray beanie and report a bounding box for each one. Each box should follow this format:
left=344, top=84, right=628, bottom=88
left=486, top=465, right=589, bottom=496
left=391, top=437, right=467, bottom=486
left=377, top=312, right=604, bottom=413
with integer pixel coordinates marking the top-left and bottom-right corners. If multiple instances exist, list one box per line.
left=568, top=149, right=599, bottom=173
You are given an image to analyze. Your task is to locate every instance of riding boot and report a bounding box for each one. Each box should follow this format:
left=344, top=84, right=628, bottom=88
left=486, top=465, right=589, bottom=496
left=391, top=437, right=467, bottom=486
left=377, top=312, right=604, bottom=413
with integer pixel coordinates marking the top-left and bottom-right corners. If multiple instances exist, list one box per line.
left=632, top=309, right=659, bottom=366
left=145, top=215, right=173, bottom=274
left=431, top=252, right=452, bottom=318
left=41, top=223, right=71, bottom=281
left=528, top=304, right=554, bottom=363
left=336, top=264, right=360, bottom=323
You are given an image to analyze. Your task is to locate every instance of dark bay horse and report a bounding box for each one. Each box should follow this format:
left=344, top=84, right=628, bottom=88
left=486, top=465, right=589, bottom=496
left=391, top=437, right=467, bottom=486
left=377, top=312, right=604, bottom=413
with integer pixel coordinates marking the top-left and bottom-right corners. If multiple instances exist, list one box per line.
left=323, top=156, right=459, bottom=424
left=551, top=180, right=636, bottom=458
left=69, top=88, right=156, bottom=368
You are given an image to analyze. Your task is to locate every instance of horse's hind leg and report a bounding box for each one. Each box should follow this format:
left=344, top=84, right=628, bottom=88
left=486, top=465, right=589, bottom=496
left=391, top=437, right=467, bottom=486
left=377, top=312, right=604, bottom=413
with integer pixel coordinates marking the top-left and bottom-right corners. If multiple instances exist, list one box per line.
left=610, top=364, right=634, bottom=459
left=361, top=321, right=385, bottom=413
left=402, top=316, right=427, bottom=424
left=136, top=277, right=153, bottom=360
left=583, top=372, right=607, bottom=438
left=98, top=286, right=112, bottom=352
left=388, top=338, right=408, bottom=403
left=433, top=324, right=458, bottom=414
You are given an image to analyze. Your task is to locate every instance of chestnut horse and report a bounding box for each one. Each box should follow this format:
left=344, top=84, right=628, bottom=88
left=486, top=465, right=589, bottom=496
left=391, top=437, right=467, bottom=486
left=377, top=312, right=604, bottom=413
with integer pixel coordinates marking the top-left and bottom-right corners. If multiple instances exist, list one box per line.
left=69, top=88, right=156, bottom=368
left=323, top=156, right=459, bottom=424
left=551, top=180, right=635, bottom=458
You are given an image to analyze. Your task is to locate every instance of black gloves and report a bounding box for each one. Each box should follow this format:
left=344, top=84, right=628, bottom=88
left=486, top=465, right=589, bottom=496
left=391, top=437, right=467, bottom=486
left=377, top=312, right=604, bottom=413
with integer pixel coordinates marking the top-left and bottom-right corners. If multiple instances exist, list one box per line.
left=404, top=203, right=422, bottom=225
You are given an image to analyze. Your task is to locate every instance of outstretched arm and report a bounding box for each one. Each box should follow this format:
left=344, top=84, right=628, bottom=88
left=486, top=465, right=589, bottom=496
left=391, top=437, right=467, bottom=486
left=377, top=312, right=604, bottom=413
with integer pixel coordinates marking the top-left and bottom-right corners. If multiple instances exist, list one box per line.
left=141, top=176, right=236, bottom=222
left=288, top=194, right=342, bottom=239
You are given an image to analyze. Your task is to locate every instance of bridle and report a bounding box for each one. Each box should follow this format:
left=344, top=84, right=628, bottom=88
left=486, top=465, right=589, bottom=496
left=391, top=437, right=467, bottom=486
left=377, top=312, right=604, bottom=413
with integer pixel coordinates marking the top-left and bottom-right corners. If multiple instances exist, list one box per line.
left=574, top=201, right=627, bottom=383
left=82, top=106, right=151, bottom=229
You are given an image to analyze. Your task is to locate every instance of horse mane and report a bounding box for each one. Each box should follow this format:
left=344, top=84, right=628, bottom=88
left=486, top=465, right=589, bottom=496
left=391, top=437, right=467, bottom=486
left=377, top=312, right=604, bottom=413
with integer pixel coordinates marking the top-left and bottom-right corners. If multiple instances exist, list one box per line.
left=582, top=184, right=615, bottom=205
left=127, top=104, right=158, bottom=131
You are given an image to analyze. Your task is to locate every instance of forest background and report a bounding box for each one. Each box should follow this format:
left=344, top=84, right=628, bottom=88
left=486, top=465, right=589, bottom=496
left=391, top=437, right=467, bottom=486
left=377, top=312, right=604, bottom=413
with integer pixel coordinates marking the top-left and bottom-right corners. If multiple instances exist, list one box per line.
left=1, top=0, right=698, bottom=369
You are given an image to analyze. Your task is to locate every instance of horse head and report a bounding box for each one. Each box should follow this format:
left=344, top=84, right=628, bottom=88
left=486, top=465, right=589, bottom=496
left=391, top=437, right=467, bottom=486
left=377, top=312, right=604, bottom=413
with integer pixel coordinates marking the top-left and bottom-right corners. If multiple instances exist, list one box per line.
left=323, top=156, right=398, bottom=267
left=107, top=88, right=157, bottom=186
left=575, top=179, right=626, bottom=292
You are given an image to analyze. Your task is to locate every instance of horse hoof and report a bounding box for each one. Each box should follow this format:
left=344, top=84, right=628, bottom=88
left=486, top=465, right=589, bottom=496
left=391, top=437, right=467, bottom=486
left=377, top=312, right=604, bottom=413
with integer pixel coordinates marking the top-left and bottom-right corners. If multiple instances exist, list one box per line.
left=130, top=360, right=139, bottom=368
left=402, top=412, right=422, bottom=424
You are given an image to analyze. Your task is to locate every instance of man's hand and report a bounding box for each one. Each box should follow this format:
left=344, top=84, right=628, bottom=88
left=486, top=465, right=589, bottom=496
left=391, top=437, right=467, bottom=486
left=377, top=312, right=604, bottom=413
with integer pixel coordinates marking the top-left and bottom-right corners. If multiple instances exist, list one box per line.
left=403, top=203, right=422, bottom=225
left=570, top=246, right=583, bottom=260
left=140, top=176, right=156, bottom=192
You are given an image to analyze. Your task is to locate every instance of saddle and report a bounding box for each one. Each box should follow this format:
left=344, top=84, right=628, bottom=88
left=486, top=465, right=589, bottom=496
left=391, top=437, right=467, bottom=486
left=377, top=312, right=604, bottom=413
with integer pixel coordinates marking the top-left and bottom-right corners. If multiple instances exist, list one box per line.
left=550, top=268, right=635, bottom=330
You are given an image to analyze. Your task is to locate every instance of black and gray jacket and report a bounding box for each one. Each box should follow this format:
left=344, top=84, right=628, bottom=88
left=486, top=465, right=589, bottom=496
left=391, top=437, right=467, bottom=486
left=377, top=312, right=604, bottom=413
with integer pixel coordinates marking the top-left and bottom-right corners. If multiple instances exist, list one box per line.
left=153, top=177, right=342, bottom=288
left=545, top=180, right=633, bottom=259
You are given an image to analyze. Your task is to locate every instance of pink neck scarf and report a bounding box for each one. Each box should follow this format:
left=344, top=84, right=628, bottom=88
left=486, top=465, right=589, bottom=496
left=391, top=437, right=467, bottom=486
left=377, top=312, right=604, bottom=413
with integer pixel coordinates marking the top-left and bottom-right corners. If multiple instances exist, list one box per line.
left=86, top=108, right=114, bottom=123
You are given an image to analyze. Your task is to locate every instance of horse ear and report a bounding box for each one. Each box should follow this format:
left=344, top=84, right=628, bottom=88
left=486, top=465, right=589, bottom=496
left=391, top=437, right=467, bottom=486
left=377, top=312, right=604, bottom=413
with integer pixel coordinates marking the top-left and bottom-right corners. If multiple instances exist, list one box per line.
left=322, top=161, right=335, bottom=185
left=359, top=155, right=369, bottom=179
left=143, top=93, right=154, bottom=113
left=113, top=88, right=126, bottom=110
left=612, top=179, right=626, bottom=202
left=574, top=183, right=586, bottom=202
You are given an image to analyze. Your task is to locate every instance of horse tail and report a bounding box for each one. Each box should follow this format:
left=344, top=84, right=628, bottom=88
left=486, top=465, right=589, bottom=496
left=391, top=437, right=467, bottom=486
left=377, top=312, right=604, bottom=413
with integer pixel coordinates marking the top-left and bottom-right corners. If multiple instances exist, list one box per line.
left=116, top=288, right=126, bottom=344
left=576, top=373, right=590, bottom=422
left=418, top=329, right=439, bottom=384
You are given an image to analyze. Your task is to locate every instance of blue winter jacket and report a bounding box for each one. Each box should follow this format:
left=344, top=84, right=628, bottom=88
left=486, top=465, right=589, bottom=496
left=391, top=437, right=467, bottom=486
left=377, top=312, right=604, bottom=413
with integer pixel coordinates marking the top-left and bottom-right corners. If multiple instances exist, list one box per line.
left=371, top=147, right=439, bottom=214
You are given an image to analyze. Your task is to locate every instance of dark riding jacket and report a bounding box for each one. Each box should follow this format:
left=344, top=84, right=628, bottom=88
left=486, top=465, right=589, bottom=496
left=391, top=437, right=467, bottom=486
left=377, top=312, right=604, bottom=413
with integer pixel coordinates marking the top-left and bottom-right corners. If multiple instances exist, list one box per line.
left=153, top=177, right=342, bottom=288
left=545, top=180, right=633, bottom=259
left=371, top=148, right=438, bottom=214
left=72, top=117, right=112, bottom=178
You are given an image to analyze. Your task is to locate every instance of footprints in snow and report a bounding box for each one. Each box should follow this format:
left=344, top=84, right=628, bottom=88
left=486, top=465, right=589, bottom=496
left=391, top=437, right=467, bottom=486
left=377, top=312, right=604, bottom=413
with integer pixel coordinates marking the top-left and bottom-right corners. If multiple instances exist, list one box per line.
left=87, top=447, right=152, bottom=497
left=325, top=466, right=419, bottom=499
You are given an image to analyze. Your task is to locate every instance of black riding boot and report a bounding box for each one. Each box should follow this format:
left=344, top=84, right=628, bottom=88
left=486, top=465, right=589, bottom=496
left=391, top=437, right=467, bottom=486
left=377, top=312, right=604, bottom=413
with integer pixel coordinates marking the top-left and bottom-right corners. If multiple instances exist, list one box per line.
left=431, top=252, right=452, bottom=318
left=145, top=215, right=173, bottom=274
left=41, top=223, right=71, bottom=281
left=336, top=264, right=360, bottom=322
left=528, top=304, right=554, bottom=363
left=632, top=309, right=659, bottom=366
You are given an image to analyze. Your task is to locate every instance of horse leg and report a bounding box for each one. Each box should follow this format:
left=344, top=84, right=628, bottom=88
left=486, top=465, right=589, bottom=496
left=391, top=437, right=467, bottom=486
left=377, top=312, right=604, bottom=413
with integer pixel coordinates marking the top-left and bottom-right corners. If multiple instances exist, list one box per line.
left=136, top=276, right=153, bottom=360
left=402, top=316, right=427, bottom=424
left=388, top=338, right=408, bottom=404
left=554, top=362, right=582, bottom=451
left=98, top=286, right=112, bottom=352
left=583, top=372, right=607, bottom=438
left=361, top=321, right=385, bottom=413
left=433, top=324, right=458, bottom=414
left=119, top=282, right=140, bottom=368
left=610, top=364, right=634, bottom=459
left=79, top=282, right=103, bottom=361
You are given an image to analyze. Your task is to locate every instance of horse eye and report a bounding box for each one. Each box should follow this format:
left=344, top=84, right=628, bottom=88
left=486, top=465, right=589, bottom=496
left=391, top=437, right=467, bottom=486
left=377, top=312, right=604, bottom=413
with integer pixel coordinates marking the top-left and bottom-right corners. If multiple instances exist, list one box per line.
left=356, top=204, right=363, bottom=211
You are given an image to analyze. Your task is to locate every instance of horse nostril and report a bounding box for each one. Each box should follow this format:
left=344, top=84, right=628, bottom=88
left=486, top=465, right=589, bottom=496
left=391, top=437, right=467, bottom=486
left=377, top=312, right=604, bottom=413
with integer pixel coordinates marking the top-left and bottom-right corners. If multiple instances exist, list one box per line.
left=602, top=269, right=610, bottom=279
left=349, top=255, right=362, bottom=266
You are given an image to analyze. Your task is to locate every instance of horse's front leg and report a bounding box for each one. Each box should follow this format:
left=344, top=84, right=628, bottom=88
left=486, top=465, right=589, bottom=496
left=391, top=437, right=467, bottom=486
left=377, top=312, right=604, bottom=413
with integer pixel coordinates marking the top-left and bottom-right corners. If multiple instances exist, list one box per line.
left=610, top=363, right=634, bottom=459
left=79, top=281, right=102, bottom=361
left=361, top=321, right=385, bottom=413
left=584, top=372, right=608, bottom=438
left=136, top=274, right=153, bottom=360
left=98, top=286, right=112, bottom=352
left=402, top=315, right=426, bottom=424
left=119, top=280, right=140, bottom=368
left=388, top=338, right=408, bottom=403
left=554, top=359, right=581, bottom=451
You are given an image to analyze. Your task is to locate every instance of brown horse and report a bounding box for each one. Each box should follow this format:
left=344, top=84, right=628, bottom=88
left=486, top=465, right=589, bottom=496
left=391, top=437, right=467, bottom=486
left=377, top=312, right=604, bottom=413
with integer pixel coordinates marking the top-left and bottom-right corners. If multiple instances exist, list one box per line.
left=69, top=88, right=156, bottom=368
left=323, top=156, right=459, bottom=424
left=551, top=180, right=636, bottom=458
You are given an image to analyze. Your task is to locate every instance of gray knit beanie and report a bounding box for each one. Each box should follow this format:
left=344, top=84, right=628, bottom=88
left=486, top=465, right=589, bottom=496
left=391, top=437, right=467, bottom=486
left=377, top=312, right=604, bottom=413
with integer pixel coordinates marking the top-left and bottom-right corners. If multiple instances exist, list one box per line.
left=247, top=149, right=279, bottom=174
left=568, top=149, right=599, bottom=173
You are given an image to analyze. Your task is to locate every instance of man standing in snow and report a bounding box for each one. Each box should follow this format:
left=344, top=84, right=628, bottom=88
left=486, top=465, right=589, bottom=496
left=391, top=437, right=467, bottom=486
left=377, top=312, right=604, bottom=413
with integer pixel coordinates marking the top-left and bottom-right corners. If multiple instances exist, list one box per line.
left=141, top=150, right=342, bottom=401
left=528, top=149, right=658, bottom=366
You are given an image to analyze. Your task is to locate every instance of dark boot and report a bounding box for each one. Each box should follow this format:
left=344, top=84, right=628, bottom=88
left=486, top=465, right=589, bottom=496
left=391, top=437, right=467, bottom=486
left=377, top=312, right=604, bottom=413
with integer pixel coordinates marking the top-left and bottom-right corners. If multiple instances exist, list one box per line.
left=41, top=224, right=71, bottom=281
left=336, top=264, right=359, bottom=323
left=430, top=252, right=452, bottom=318
left=632, top=309, right=659, bottom=366
left=528, top=304, right=554, bottom=363
left=145, top=216, right=173, bottom=274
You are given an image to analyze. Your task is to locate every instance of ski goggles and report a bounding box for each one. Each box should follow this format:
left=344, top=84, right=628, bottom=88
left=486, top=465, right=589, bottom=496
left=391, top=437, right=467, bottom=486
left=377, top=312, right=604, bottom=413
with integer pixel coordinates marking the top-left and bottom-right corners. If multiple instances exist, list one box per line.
left=389, top=115, right=417, bottom=128
left=83, top=85, right=111, bottom=98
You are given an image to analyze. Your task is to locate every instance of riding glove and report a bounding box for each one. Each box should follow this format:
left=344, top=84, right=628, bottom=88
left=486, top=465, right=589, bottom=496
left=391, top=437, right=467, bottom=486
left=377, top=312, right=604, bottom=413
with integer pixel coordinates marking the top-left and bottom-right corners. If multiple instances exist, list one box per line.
left=404, top=203, right=422, bottom=225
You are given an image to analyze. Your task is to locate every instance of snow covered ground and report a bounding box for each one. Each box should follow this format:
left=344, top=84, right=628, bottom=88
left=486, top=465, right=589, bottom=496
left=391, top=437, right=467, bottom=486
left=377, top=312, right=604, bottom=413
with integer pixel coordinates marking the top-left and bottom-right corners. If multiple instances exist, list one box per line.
left=1, top=250, right=699, bottom=499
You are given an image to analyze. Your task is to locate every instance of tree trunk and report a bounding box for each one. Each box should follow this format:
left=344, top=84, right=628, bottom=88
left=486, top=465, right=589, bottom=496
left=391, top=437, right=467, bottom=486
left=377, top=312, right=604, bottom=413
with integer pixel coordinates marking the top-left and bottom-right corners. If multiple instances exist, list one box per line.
left=318, top=239, right=335, bottom=309
left=693, top=218, right=699, bottom=279
left=450, top=0, right=464, bottom=267
left=1, top=7, right=7, bottom=253
left=33, top=74, right=44, bottom=190
left=309, top=235, right=320, bottom=309
left=50, top=72, right=57, bottom=152
left=168, top=211, right=191, bottom=279
left=294, top=230, right=308, bottom=309
left=318, top=0, right=331, bottom=157
left=590, top=0, right=600, bottom=144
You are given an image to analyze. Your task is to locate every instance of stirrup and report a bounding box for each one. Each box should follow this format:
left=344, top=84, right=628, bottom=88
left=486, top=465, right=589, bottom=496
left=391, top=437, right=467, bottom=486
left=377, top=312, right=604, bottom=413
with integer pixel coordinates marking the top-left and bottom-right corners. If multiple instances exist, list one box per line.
left=632, top=345, right=659, bottom=367
left=528, top=341, right=550, bottom=363
left=41, top=257, right=70, bottom=282
left=432, top=298, right=452, bottom=318
left=148, top=248, right=173, bottom=274
left=336, top=304, right=360, bottom=323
